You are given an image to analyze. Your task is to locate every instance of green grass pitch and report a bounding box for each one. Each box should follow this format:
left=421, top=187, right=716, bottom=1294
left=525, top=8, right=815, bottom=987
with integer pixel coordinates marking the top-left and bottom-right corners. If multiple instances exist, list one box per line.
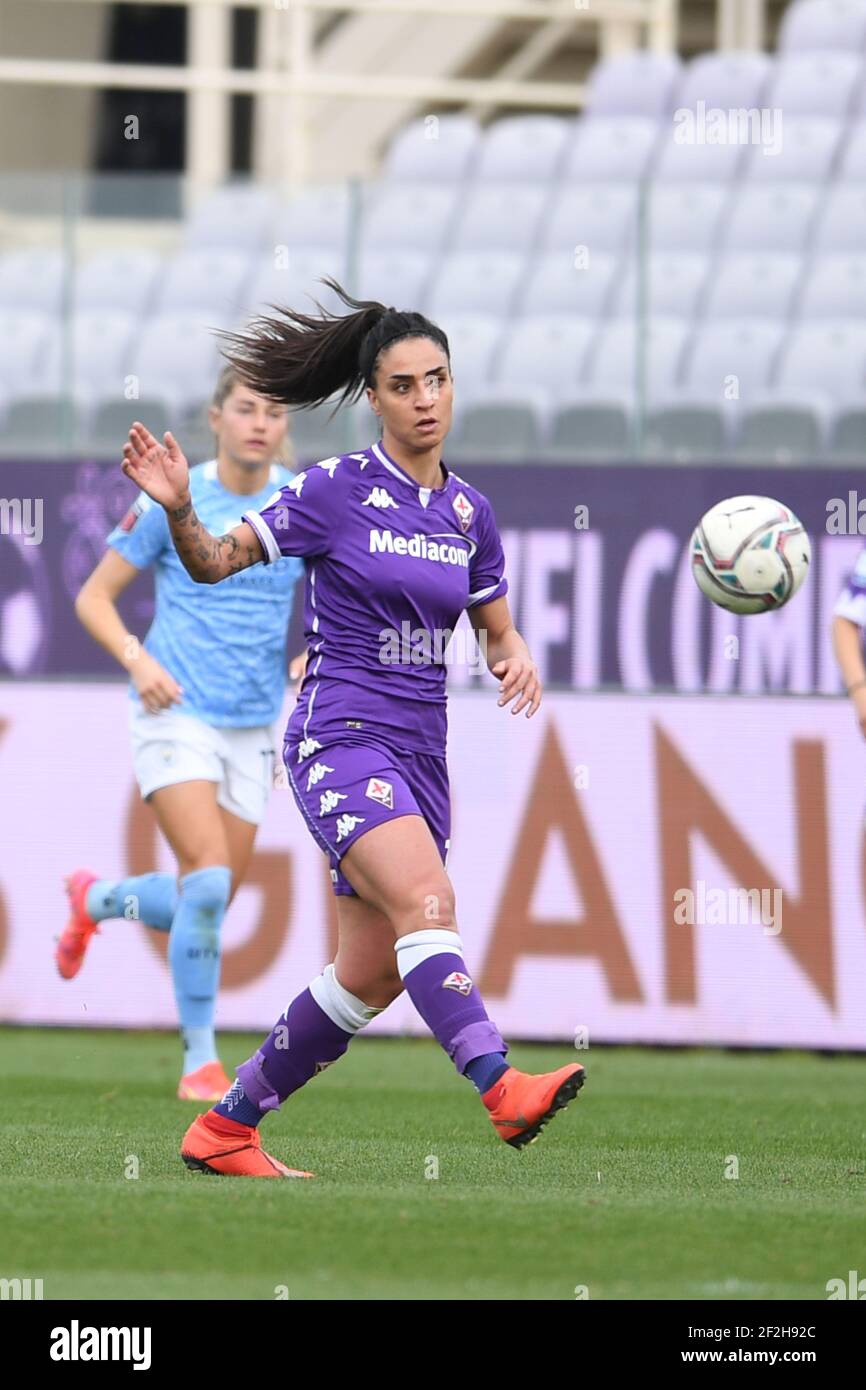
left=1, top=1027, right=864, bottom=1300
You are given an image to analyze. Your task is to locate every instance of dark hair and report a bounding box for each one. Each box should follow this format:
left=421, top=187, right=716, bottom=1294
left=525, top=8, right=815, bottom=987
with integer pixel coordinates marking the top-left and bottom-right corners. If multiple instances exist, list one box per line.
left=217, top=275, right=450, bottom=418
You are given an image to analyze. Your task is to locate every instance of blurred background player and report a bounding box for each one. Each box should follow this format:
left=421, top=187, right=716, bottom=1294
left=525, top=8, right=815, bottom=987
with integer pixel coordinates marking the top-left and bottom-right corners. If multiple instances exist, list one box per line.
left=832, top=554, right=866, bottom=738
left=56, top=365, right=305, bottom=1100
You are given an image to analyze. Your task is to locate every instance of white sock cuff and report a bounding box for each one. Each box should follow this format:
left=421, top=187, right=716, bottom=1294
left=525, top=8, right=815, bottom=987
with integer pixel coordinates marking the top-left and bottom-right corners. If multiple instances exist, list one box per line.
left=395, top=928, right=464, bottom=980
left=309, top=963, right=385, bottom=1034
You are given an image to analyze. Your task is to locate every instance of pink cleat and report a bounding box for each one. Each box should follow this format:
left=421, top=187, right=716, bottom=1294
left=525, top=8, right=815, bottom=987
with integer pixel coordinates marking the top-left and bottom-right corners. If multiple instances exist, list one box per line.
left=177, top=1061, right=234, bottom=1102
left=56, top=870, right=100, bottom=979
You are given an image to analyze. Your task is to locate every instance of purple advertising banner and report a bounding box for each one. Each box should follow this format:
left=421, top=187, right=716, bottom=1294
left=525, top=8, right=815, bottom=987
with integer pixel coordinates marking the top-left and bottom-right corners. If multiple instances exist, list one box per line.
left=0, top=456, right=862, bottom=692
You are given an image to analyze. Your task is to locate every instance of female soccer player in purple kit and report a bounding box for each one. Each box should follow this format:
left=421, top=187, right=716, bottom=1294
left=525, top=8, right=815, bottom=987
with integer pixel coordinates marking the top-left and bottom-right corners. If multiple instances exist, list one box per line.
left=121, top=278, right=585, bottom=1178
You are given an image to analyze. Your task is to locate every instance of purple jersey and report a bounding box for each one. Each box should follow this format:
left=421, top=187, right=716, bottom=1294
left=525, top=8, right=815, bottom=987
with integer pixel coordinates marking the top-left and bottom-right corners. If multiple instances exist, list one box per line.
left=243, top=439, right=508, bottom=754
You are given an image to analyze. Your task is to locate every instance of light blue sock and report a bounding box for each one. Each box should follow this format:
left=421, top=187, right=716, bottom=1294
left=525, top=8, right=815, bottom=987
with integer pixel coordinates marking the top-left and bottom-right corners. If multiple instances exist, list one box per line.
left=85, top=874, right=178, bottom=932
left=169, top=865, right=231, bottom=1075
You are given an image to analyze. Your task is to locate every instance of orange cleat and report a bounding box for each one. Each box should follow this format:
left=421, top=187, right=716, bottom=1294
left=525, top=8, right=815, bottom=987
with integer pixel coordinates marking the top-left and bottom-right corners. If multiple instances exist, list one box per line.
left=483, top=1062, right=586, bottom=1149
left=55, top=870, right=101, bottom=979
left=176, top=1061, right=234, bottom=1102
left=180, top=1111, right=314, bottom=1179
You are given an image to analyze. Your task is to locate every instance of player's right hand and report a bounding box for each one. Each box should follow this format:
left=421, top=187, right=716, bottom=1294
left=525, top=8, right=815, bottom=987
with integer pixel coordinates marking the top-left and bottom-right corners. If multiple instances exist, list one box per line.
left=122, top=423, right=190, bottom=512
left=129, top=650, right=183, bottom=713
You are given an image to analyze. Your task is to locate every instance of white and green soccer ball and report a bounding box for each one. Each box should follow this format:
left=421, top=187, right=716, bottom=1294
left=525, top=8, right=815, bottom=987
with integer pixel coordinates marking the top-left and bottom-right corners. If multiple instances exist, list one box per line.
left=691, top=495, right=811, bottom=615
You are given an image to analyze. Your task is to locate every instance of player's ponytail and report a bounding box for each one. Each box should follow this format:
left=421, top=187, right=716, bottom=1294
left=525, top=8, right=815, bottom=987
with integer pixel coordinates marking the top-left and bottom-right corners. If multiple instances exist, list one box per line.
left=217, top=275, right=450, bottom=417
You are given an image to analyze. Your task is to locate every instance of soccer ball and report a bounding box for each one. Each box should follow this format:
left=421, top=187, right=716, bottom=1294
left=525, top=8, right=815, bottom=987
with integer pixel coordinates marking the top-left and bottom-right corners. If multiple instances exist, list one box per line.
left=691, top=495, right=811, bottom=615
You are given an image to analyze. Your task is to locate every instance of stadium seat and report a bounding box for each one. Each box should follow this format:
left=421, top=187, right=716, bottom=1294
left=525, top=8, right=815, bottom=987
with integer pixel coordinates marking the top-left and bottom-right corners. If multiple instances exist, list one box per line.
left=447, top=385, right=550, bottom=461
left=683, top=318, right=785, bottom=401
left=153, top=249, right=253, bottom=318
left=561, top=117, right=658, bottom=183
left=743, top=116, right=843, bottom=181
left=88, top=396, right=173, bottom=460
left=355, top=250, right=432, bottom=311
left=244, top=246, right=347, bottom=319
left=800, top=253, right=866, bottom=316
left=449, top=182, right=550, bottom=253
left=515, top=250, right=620, bottom=319
left=128, top=312, right=228, bottom=411
left=645, top=183, right=730, bottom=252
left=766, top=53, right=862, bottom=115
left=778, top=0, right=866, bottom=53
left=829, top=405, right=866, bottom=456
left=428, top=313, right=504, bottom=390
left=675, top=52, right=773, bottom=109
left=838, top=121, right=866, bottom=177
left=585, top=316, right=690, bottom=399
left=541, top=184, right=640, bottom=256
left=653, top=132, right=747, bottom=183
left=0, top=394, right=79, bottom=457
left=612, top=252, right=711, bottom=318
left=182, top=184, right=277, bottom=252
left=474, top=115, right=571, bottom=182
left=813, top=183, right=866, bottom=251
left=357, top=181, right=460, bottom=254
left=702, top=253, right=802, bottom=319
left=723, top=183, right=821, bottom=251
left=273, top=182, right=353, bottom=251
left=549, top=393, right=633, bottom=458
left=75, top=251, right=162, bottom=315
left=584, top=52, right=683, bottom=118
left=34, top=310, right=136, bottom=402
left=0, top=311, right=53, bottom=392
left=383, top=113, right=482, bottom=182
left=644, top=404, right=728, bottom=460
left=0, top=250, right=65, bottom=314
left=494, top=315, right=596, bottom=392
left=425, top=252, right=525, bottom=320
left=775, top=319, right=866, bottom=400
left=736, top=400, right=827, bottom=459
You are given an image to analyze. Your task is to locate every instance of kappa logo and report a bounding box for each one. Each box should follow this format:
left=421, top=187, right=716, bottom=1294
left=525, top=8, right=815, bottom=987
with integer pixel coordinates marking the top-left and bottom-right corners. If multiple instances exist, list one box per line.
left=362, top=486, right=399, bottom=510
left=319, top=788, right=348, bottom=816
left=316, top=457, right=341, bottom=478
left=442, top=970, right=473, bottom=996
left=336, top=813, right=366, bottom=843
left=285, top=473, right=305, bottom=497
left=306, top=760, right=334, bottom=790
left=297, top=737, right=323, bottom=761
left=365, top=777, right=394, bottom=809
left=452, top=491, right=474, bottom=532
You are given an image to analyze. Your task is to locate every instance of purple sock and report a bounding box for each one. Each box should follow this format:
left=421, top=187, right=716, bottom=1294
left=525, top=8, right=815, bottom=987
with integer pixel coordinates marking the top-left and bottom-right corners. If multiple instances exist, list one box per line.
left=395, top=929, right=508, bottom=1079
left=214, top=985, right=352, bottom=1126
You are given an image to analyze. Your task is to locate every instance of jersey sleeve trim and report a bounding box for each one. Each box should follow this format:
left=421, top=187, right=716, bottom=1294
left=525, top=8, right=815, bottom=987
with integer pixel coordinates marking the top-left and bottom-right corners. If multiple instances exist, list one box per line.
left=467, top=577, right=507, bottom=608
left=243, top=509, right=280, bottom=565
left=834, top=589, right=866, bottom=627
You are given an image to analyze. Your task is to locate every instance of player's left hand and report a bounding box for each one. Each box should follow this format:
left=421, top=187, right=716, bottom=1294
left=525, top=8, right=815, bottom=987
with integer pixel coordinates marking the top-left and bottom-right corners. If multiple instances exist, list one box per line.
left=492, top=657, right=542, bottom=717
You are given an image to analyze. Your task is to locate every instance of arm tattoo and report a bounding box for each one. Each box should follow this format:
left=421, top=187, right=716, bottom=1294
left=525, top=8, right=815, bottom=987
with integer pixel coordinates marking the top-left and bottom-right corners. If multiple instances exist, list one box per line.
left=166, top=499, right=260, bottom=583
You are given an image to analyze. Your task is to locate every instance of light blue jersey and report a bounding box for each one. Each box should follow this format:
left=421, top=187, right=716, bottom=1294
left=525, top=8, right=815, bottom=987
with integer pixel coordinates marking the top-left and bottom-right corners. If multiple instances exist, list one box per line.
left=107, top=459, right=303, bottom=726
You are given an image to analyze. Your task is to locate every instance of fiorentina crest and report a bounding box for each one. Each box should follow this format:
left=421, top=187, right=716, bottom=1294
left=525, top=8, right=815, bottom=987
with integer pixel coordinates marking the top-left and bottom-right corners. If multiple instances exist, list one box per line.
left=365, top=776, right=394, bottom=809
left=452, top=491, right=474, bottom=532
left=442, top=971, right=473, bottom=996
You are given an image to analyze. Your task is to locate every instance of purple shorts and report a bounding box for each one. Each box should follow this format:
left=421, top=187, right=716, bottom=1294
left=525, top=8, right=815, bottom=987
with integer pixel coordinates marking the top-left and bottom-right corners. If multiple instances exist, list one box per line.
left=283, top=734, right=451, bottom=896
